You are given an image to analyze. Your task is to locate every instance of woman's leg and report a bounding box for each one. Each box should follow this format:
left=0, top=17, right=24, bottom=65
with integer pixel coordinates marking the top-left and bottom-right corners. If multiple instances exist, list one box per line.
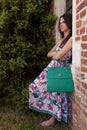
left=40, top=116, right=57, bottom=126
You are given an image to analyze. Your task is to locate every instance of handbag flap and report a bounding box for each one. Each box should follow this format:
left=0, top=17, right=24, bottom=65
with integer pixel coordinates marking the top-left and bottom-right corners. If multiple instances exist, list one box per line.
left=47, top=67, right=72, bottom=79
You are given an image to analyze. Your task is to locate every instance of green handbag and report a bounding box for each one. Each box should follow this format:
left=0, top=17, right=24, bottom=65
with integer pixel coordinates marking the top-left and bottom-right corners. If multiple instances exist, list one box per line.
left=47, top=66, right=74, bottom=92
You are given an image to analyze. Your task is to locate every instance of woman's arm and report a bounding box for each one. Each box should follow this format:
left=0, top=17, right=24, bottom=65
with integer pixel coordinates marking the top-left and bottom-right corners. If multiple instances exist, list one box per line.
left=47, top=40, right=61, bottom=58
left=52, top=37, right=72, bottom=60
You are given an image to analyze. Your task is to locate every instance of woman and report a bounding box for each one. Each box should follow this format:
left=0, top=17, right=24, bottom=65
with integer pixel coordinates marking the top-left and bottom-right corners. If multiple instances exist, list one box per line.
left=28, top=13, right=72, bottom=126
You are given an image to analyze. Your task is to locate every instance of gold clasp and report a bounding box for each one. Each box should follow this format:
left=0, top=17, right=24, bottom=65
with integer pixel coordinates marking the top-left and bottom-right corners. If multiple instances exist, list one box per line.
left=58, top=73, right=61, bottom=76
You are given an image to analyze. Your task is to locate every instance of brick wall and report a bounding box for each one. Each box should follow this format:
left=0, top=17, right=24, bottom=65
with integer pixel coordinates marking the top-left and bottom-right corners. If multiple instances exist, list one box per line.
left=53, top=0, right=87, bottom=129
left=70, top=0, right=87, bottom=130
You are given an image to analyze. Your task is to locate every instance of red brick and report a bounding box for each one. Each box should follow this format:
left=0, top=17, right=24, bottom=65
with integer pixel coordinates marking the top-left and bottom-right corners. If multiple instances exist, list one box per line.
left=81, top=67, right=87, bottom=73
left=76, top=29, right=80, bottom=35
left=80, top=27, right=85, bottom=34
left=83, top=19, right=87, bottom=26
left=81, top=87, right=86, bottom=95
left=78, top=120, right=87, bottom=130
left=78, top=119, right=87, bottom=130
left=74, top=125, right=81, bottom=130
left=81, top=59, right=87, bottom=66
left=73, top=99, right=81, bottom=115
left=72, top=117, right=82, bottom=130
left=81, top=82, right=87, bottom=90
left=86, top=0, right=87, bottom=5
left=81, top=44, right=87, bottom=49
left=76, top=20, right=82, bottom=28
left=76, top=14, right=79, bottom=20
left=82, top=109, right=87, bottom=120
left=77, top=0, right=87, bottom=12
left=75, top=78, right=81, bottom=91
left=72, top=114, right=78, bottom=126
left=80, top=9, right=86, bottom=18
left=76, top=85, right=81, bottom=91
left=80, top=73, right=85, bottom=80
left=76, top=0, right=80, bottom=5
left=83, top=98, right=87, bottom=104
left=75, top=96, right=81, bottom=105
left=75, top=36, right=80, bottom=41
left=85, top=91, right=87, bottom=97
left=72, top=110, right=87, bottom=130
left=81, top=35, right=87, bottom=41
left=81, top=51, right=87, bottom=57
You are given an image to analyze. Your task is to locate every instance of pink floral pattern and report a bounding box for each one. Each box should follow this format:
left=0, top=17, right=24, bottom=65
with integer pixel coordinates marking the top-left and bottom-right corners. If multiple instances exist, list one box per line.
left=28, top=46, right=72, bottom=122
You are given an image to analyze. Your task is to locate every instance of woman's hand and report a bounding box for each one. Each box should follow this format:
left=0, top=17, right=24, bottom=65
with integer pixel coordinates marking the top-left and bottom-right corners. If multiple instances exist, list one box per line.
left=52, top=37, right=72, bottom=60
left=47, top=51, right=57, bottom=58
left=59, top=56, right=65, bottom=61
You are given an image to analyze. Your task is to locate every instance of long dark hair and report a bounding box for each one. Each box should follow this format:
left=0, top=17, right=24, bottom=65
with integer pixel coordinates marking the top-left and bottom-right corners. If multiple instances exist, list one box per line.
left=58, top=13, right=72, bottom=48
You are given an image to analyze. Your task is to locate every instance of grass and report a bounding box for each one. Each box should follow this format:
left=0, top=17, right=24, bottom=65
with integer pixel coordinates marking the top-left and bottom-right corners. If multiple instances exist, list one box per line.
left=0, top=101, right=70, bottom=130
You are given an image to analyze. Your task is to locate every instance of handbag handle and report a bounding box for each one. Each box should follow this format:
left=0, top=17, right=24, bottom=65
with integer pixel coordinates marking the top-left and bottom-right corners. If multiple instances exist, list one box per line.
left=62, top=60, right=70, bottom=67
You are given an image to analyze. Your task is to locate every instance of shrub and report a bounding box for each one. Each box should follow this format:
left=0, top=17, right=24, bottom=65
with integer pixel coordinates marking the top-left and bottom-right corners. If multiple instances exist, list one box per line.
left=0, top=0, right=56, bottom=108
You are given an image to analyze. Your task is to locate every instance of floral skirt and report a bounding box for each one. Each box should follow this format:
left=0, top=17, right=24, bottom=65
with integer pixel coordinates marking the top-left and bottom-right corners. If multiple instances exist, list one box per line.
left=28, top=60, right=71, bottom=122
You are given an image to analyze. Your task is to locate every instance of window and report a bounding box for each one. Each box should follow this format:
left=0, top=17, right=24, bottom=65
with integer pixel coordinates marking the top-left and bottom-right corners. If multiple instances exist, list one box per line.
left=66, top=0, right=72, bottom=13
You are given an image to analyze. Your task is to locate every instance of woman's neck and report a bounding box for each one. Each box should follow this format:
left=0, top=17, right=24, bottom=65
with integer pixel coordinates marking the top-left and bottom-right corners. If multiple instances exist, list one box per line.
left=63, top=30, right=70, bottom=38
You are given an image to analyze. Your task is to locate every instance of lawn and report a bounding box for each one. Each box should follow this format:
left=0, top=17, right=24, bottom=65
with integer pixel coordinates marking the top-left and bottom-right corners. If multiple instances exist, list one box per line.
left=0, top=101, right=70, bottom=130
